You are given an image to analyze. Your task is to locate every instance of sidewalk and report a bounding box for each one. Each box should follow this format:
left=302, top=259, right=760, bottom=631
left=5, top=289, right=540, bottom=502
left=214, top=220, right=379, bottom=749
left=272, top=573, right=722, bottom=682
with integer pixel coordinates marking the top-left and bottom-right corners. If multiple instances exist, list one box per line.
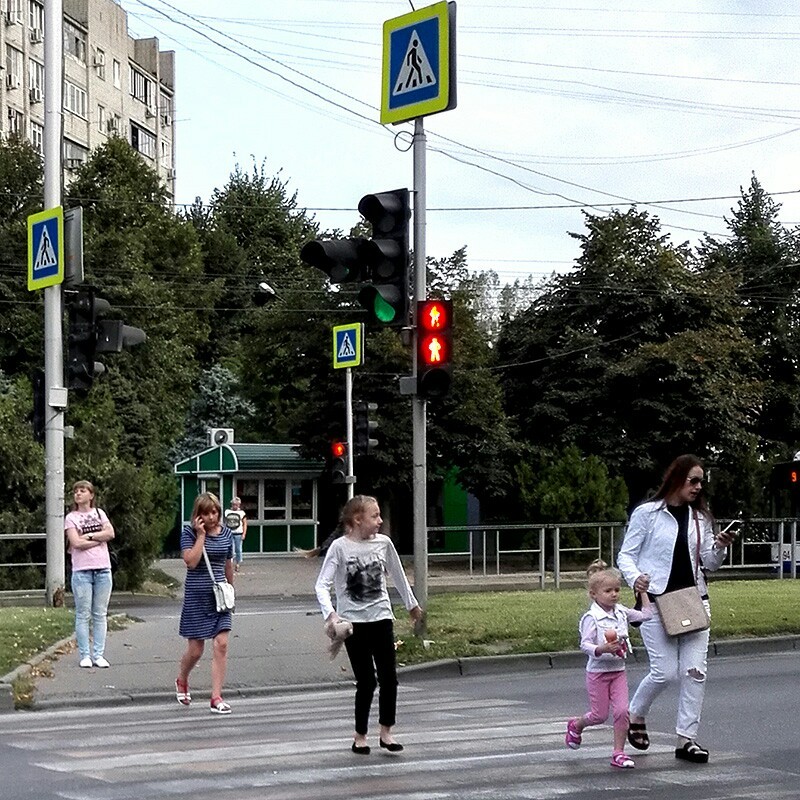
left=3, top=556, right=799, bottom=712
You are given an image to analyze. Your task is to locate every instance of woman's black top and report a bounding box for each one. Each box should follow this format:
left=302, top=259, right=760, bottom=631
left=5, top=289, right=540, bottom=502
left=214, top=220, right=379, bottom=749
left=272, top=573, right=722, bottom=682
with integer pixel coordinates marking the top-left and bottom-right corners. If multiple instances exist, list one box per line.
left=664, top=503, right=695, bottom=593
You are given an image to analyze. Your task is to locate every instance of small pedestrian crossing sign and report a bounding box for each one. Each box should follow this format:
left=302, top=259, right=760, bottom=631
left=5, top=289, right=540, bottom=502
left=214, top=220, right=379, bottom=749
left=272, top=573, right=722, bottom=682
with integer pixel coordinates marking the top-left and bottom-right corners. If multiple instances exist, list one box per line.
left=381, top=1, right=456, bottom=125
left=332, top=323, right=364, bottom=369
left=28, top=206, right=64, bottom=290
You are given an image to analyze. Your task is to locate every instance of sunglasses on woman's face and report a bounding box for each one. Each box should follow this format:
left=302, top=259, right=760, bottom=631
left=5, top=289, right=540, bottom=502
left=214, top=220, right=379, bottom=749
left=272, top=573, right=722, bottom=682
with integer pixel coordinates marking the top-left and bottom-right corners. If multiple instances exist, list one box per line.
left=687, top=476, right=704, bottom=486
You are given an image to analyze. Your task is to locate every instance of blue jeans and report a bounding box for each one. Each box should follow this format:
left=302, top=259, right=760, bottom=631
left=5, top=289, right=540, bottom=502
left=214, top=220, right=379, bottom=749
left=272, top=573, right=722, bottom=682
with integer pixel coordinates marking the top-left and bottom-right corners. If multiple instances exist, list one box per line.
left=71, top=568, right=113, bottom=660
left=232, top=534, right=243, bottom=565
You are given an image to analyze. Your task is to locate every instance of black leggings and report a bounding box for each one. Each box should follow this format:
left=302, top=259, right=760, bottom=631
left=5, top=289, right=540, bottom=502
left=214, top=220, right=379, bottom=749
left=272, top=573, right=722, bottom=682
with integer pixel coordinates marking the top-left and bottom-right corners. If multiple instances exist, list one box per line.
left=344, top=619, right=398, bottom=735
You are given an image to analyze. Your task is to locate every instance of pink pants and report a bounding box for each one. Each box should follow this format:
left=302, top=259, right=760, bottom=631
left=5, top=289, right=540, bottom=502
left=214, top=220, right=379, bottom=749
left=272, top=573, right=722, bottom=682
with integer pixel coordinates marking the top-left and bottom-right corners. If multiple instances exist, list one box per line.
left=582, top=670, right=630, bottom=737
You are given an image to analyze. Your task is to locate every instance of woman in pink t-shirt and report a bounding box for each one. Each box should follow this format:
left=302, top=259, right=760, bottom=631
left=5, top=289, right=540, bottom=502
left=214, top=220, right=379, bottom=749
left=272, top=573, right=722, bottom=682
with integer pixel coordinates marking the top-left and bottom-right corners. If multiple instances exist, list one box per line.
left=64, top=480, right=115, bottom=669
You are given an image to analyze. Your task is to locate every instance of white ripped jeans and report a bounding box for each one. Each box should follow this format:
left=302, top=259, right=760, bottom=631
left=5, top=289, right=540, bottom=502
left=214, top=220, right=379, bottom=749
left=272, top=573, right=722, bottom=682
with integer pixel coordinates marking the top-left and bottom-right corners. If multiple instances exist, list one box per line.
left=629, top=601, right=711, bottom=740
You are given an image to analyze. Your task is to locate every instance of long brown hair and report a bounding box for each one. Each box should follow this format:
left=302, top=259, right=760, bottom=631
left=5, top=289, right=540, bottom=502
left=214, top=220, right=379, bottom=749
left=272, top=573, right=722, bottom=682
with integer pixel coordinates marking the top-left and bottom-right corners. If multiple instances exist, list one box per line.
left=652, top=454, right=711, bottom=516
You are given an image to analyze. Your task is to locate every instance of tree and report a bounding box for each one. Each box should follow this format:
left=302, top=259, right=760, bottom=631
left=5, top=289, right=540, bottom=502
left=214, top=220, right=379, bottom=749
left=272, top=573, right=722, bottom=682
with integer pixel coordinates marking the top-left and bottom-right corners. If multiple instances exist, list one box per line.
left=496, top=207, right=761, bottom=507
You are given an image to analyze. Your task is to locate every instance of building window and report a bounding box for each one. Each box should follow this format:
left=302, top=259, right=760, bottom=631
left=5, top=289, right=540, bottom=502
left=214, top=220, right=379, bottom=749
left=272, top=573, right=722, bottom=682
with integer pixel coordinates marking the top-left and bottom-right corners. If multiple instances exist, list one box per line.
left=63, top=80, right=87, bottom=118
left=5, top=46, right=22, bottom=88
left=63, top=20, right=87, bottom=64
left=129, top=65, right=152, bottom=107
left=107, top=113, right=121, bottom=135
left=160, top=93, right=173, bottom=126
left=7, top=107, right=24, bottom=136
left=290, top=480, right=313, bottom=519
left=27, top=0, right=42, bottom=32
left=28, top=58, right=43, bottom=91
left=94, top=48, right=106, bottom=80
left=29, top=121, right=43, bottom=153
left=63, top=138, right=88, bottom=169
left=112, top=59, right=121, bottom=88
left=3, top=0, right=23, bottom=23
left=97, top=104, right=106, bottom=133
left=130, top=122, right=155, bottom=159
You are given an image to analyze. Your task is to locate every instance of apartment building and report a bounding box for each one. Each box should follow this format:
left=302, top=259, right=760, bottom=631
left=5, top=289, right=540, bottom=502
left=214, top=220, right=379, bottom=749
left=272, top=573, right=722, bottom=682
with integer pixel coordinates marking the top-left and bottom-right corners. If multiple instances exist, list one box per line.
left=0, top=0, right=175, bottom=191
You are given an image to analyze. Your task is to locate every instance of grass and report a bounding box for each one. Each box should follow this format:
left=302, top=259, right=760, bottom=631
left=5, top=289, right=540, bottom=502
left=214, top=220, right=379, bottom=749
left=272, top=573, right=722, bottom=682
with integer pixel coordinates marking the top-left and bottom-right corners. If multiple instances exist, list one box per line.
left=1, top=579, right=799, bottom=679
left=392, top=580, right=800, bottom=665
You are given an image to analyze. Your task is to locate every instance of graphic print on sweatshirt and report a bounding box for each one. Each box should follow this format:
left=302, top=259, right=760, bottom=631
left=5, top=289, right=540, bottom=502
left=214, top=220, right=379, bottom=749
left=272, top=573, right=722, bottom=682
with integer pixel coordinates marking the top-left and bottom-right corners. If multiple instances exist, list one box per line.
left=344, top=553, right=384, bottom=603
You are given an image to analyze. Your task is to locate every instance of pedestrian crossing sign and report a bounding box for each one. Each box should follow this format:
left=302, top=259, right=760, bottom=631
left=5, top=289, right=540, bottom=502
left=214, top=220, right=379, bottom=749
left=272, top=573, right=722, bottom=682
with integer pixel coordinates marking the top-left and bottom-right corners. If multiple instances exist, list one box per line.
left=332, top=323, right=364, bottom=369
left=28, top=206, right=64, bottom=290
left=381, top=1, right=457, bottom=125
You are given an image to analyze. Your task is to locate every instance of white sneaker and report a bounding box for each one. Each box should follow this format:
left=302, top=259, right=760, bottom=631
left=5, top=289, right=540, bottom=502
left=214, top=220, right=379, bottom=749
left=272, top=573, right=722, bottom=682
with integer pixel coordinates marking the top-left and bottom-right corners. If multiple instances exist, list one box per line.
left=93, top=656, right=110, bottom=668
left=79, top=657, right=92, bottom=668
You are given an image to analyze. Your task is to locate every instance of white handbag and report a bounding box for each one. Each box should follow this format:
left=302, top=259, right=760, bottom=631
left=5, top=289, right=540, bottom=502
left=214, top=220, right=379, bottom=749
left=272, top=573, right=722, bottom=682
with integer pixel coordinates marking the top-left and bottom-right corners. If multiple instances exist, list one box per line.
left=202, top=546, right=235, bottom=612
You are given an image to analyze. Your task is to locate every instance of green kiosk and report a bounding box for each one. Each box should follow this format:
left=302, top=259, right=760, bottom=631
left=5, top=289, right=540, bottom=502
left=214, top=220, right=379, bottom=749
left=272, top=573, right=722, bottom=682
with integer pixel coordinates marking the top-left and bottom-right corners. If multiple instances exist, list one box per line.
left=174, top=433, right=323, bottom=554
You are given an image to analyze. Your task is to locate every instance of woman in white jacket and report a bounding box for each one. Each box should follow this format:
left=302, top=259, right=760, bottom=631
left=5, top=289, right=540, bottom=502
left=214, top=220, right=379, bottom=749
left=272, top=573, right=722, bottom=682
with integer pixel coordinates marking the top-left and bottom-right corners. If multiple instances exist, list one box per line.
left=617, top=454, right=735, bottom=764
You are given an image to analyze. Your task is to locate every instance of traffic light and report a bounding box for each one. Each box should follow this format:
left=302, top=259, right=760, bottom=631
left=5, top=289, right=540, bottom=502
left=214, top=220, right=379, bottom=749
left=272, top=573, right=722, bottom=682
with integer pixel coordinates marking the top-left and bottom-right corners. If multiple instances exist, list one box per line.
left=300, top=238, right=365, bottom=284
left=66, top=287, right=106, bottom=397
left=300, top=189, right=410, bottom=328
left=357, top=188, right=410, bottom=327
left=66, top=286, right=146, bottom=397
left=417, top=298, right=453, bottom=398
left=329, top=439, right=348, bottom=484
left=354, top=401, right=379, bottom=456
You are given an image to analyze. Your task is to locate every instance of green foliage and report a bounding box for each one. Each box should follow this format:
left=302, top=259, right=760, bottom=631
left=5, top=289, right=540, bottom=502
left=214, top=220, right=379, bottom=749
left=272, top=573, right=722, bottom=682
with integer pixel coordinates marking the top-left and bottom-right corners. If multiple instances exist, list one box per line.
left=517, top=445, right=627, bottom=523
left=0, top=607, right=74, bottom=675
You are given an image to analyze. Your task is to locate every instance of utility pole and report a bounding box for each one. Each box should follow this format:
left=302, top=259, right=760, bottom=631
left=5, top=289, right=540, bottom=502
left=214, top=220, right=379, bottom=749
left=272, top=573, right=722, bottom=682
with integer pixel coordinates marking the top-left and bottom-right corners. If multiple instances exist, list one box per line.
left=412, top=117, right=428, bottom=618
left=43, top=0, right=66, bottom=606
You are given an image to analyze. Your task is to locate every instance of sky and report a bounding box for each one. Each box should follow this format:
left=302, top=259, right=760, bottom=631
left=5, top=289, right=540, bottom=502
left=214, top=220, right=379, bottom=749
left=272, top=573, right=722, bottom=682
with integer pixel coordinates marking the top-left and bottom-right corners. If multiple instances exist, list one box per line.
left=121, top=0, right=800, bottom=289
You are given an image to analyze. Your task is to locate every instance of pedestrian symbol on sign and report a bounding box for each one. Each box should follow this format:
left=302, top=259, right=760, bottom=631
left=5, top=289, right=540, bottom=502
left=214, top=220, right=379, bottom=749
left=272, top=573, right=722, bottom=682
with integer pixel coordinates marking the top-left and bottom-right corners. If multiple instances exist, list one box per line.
left=393, top=31, right=436, bottom=95
left=34, top=225, right=58, bottom=273
left=338, top=332, right=356, bottom=360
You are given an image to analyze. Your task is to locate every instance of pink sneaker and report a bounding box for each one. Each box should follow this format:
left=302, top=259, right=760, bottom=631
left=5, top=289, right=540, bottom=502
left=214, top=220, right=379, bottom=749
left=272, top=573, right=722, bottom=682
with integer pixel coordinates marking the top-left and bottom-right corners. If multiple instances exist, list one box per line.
left=611, top=751, right=634, bottom=769
left=565, top=718, right=582, bottom=750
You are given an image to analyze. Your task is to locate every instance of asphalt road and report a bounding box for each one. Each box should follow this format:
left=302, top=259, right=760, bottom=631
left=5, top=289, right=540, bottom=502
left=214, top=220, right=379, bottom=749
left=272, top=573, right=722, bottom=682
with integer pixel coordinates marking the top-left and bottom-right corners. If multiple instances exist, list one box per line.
left=2, top=651, right=798, bottom=800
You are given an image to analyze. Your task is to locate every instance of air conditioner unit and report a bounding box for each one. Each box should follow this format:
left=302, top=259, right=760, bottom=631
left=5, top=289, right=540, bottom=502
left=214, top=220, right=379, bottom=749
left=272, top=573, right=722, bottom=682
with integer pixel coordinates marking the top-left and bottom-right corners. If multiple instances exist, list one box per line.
left=144, top=106, right=156, bottom=119
left=29, top=86, right=42, bottom=103
left=4, top=11, right=17, bottom=25
left=166, top=167, right=176, bottom=179
left=161, top=112, right=172, bottom=126
left=93, top=51, right=105, bottom=67
left=29, top=27, right=42, bottom=43
left=106, top=118, right=119, bottom=133
left=208, top=428, right=234, bottom=446
left=5, top=72, right=19, bottom=89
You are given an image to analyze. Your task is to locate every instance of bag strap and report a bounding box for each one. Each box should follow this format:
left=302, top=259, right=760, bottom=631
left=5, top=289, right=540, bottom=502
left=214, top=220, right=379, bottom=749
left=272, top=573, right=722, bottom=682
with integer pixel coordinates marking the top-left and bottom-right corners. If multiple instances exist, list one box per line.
left=201, top=546, right=216, bottom=582
left=692, top=510, right=702, bottom=581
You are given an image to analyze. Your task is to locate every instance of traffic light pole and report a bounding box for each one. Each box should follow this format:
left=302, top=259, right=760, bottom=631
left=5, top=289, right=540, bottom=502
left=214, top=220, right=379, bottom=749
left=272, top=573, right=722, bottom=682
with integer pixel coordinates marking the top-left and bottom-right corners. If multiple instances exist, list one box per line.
left=43, top=0, right=66, bottom=607
left=345, top=368, right=354, bottom=500
left=412, top=118, right=428, bottom=621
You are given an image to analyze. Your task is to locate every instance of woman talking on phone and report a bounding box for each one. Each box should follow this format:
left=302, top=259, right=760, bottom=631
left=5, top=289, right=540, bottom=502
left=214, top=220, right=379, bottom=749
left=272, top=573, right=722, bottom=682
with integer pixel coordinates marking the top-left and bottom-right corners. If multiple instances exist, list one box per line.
left=617, top=454, right=735, bottom=764
left=175, top=492, right=234, bottom=715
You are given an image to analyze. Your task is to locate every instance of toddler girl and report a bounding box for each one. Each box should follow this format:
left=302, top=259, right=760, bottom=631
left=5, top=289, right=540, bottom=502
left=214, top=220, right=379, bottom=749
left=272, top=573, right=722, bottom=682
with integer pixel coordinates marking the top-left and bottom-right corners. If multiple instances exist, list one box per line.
left=565, top=559, right=652, bottom=769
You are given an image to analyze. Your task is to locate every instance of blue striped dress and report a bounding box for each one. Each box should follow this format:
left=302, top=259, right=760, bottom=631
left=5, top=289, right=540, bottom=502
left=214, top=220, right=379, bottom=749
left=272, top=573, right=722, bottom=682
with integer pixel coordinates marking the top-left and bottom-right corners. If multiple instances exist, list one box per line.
left=179, top=525, right=234, bottom=639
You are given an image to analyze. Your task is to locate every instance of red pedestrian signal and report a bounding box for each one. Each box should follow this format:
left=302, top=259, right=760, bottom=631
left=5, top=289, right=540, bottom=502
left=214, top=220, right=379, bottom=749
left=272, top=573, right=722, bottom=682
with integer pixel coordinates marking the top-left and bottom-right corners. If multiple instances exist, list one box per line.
left=417, top=299, right=453, bottom=398
left=329, top=440, right=347, bottom=484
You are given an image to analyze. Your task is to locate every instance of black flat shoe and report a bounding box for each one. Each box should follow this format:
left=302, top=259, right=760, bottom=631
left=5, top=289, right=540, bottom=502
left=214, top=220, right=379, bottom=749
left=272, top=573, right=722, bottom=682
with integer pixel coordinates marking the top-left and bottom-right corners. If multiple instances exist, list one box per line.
left=380, top=739, right=404, bottom=752
left=351, top=742, right=370, bottom=755
left=675, top=740, right=709, bottom=763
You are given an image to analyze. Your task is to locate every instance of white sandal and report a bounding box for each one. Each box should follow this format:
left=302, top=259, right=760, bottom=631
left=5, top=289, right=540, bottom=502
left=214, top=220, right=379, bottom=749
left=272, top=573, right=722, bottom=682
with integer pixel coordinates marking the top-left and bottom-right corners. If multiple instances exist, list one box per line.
left=175, top=679, right=191, bottom=706
left=210, top=697, right=231, bottom=714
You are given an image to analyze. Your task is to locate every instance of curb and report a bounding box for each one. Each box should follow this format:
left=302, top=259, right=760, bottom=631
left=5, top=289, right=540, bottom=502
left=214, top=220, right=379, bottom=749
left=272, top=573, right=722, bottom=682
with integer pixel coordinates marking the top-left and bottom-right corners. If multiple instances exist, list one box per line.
left=5, top=634, right=800, bottom=714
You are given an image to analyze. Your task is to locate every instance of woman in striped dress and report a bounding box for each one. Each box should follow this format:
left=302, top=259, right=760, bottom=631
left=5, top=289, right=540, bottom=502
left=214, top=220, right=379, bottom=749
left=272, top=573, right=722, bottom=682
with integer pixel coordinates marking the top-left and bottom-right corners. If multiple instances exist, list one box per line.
left=175, top=492, right=234, bottom=714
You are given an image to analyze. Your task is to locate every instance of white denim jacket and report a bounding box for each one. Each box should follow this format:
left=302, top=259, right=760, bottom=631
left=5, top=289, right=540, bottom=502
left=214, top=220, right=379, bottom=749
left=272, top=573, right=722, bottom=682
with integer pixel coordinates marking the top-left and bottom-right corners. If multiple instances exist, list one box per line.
left=617, top=500, right=727, bottom=596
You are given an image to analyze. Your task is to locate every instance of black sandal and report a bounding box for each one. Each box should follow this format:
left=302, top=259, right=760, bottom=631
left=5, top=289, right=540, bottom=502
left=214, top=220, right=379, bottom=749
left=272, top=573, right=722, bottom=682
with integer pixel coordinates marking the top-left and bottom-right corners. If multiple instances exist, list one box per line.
left=627, top=722, right=650, bottom=750
left=675, top=740, right=709, bottom=763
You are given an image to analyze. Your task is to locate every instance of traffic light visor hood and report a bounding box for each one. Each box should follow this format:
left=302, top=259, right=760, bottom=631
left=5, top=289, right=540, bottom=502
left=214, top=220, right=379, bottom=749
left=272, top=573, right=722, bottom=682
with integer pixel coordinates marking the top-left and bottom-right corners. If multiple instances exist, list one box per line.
left=357, top=190, right=410, bottom=233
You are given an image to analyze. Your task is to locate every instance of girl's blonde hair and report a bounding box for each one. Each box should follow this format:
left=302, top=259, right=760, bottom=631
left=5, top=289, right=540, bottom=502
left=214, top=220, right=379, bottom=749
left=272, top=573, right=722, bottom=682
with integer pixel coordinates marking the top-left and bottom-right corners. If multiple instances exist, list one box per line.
left=192, top=492, right=222, bottom=519
left=339, top=494, right=379, bottom=529
left=71, top=480, right=96, bottom=510
left=586, top=558, right=622, bottom=593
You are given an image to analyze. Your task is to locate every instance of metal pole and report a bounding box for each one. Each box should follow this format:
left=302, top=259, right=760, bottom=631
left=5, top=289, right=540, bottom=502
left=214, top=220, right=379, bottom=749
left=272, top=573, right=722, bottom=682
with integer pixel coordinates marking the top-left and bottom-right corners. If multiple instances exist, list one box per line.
left=43, top=0, right=65, bottom=606
left=345, top=367, right=354, bottom=501
left=412, top=117, right=427, bottom=619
